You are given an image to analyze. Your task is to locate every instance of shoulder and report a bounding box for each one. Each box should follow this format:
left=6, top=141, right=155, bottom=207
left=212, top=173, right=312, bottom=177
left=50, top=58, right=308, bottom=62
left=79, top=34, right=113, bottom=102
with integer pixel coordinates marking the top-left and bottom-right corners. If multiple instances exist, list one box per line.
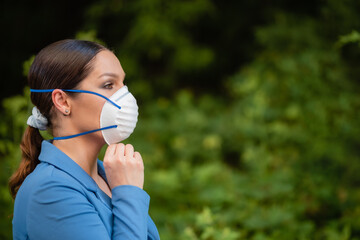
left=13, top=161, right=112, bottom=240
left=19, top=161, right=95, bottom=220
left=16, top=161, right=87, bottom=205
left=13, top=161, right=90, bottom=236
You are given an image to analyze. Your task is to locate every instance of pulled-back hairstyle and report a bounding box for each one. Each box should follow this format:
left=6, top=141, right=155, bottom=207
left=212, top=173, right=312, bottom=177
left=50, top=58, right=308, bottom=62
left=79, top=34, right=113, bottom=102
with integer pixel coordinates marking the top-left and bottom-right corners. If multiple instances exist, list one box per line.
left=9, top=39, right=107, bottom=199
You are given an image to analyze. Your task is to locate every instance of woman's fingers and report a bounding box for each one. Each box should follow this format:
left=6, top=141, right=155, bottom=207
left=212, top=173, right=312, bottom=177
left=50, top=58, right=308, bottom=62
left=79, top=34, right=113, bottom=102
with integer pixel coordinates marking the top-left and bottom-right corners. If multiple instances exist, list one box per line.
left=103, top=143, right=144, bottom=189
left=134, top=151, right=144, bottom=169
left=125, top=144, right=134, bottom=159
left=105, top=144, right=117, bottom=156
left=115, top=143, right=125, bottom=157
left=134, top=151, right=142, bottom=160
left=103, top=144, right=117, bottom=164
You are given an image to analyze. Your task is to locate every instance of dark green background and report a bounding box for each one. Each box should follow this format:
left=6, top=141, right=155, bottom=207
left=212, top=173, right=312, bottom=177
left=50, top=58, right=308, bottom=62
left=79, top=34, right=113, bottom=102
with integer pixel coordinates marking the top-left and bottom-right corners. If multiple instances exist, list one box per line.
left=1, top=0, right=360, bottom=239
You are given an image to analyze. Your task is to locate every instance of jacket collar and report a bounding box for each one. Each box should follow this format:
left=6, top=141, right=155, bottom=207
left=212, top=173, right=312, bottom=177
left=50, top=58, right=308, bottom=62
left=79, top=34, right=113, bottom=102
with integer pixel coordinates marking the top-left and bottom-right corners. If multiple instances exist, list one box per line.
left=38, top=140, right=106, bottom=193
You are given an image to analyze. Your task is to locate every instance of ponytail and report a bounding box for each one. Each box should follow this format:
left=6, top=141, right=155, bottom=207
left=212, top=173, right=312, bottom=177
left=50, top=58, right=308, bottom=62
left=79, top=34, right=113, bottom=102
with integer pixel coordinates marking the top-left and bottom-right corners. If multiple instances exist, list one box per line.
left=9, top=126, right=43, bottom=199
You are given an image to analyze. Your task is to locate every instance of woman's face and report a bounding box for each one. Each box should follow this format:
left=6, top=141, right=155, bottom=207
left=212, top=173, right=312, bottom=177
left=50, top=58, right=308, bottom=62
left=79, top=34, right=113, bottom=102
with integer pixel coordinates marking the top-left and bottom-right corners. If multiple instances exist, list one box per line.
left=68, top=50, right=126, bottom=143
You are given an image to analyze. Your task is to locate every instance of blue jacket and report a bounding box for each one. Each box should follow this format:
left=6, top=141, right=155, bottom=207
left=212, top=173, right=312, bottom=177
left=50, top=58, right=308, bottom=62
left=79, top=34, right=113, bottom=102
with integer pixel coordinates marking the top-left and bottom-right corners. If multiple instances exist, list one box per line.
left=12, top=140, right=160, bottom=240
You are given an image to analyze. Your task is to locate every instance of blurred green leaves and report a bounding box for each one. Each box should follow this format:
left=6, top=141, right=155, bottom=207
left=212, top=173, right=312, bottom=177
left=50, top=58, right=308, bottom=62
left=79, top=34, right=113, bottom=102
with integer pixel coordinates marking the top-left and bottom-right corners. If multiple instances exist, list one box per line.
left=337, top=30, right=360, bottom=48
left=2, top=0, right=360, bottom=239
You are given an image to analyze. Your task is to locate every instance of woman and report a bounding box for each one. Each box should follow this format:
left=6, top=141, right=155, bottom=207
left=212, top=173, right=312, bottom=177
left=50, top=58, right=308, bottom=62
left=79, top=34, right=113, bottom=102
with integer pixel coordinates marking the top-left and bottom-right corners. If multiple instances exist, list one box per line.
left=9, top=39, right=160, bottom=240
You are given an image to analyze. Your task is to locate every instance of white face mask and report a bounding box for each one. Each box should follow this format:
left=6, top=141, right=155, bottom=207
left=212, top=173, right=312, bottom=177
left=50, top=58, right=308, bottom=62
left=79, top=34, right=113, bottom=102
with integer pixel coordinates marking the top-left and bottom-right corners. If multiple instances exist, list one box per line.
left=100, top=85, right=139, bottom=145
left=30, top=85, right=139, bottom=144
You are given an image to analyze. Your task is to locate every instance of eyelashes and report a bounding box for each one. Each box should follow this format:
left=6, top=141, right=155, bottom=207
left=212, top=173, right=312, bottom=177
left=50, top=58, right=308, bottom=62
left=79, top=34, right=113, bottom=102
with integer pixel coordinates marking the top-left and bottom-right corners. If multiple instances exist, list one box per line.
left=103, top=82, right=114, bottom=89
left=102, top=78, right=125, bottom=89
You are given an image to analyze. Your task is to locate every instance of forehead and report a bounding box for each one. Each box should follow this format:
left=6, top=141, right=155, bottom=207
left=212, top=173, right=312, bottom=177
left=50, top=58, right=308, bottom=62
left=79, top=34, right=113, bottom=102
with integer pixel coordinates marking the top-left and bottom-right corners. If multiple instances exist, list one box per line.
left=88, top=50, right=125, bottom=79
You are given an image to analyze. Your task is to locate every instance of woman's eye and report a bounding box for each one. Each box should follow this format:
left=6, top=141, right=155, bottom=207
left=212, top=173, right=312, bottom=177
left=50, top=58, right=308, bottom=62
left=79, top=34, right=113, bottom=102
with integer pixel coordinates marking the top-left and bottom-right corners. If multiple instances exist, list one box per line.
left=104, top=83, right=113, bottom=89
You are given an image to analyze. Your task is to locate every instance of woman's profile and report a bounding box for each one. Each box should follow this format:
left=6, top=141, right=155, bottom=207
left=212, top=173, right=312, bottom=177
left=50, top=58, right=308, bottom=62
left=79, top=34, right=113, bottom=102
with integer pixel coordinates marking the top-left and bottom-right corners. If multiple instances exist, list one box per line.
left=9, top=39, right=160, bottom=240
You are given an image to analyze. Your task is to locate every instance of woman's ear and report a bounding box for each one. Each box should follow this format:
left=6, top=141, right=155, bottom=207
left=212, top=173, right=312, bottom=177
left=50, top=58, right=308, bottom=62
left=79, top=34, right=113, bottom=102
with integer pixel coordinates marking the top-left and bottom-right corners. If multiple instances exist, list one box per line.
left=52, top=89, right=71, bottom=116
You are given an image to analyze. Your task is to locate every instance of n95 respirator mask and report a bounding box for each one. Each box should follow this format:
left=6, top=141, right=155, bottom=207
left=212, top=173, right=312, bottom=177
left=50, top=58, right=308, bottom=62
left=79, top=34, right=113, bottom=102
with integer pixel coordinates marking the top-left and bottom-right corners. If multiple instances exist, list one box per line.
left=30, top=85, right=139, bottom=144
left=100, top=85, right=139, bottom=145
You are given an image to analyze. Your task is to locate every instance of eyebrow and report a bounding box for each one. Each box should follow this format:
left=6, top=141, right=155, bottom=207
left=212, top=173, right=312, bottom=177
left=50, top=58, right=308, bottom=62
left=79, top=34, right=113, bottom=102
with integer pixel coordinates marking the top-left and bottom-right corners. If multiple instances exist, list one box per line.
left=98, top=72, right=126, bottom=79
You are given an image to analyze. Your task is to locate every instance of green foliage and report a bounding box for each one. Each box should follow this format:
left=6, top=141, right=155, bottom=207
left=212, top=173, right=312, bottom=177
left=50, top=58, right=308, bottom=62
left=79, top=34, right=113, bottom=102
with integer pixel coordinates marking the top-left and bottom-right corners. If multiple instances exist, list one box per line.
left=2, top=0, right=360, bottom=239
left=336, top=30, right=360, bottom=49
left=22, top=56, right=35, bottom=77
left=82, top=0, right=216, bottom=101
left=182, top=207, right=241, bottom=240
left=75, top=29, right=107, bottom=46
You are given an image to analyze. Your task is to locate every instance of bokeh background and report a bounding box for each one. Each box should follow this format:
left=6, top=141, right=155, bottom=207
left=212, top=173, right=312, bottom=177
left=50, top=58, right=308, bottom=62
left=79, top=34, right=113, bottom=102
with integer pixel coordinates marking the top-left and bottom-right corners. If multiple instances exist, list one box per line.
left=1, top=0, right=360, bottom=239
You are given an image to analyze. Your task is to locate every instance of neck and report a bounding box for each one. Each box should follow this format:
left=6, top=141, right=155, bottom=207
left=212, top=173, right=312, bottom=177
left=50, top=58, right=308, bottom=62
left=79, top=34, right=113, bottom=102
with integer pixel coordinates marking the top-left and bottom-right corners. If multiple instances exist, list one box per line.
left=53, top=135, right=103, bottom=179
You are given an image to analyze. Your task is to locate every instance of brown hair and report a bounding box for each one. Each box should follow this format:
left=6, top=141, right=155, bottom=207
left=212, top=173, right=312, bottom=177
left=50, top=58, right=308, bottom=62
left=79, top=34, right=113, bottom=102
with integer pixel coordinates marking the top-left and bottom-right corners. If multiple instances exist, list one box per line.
left=9, top=39, right=107, bottom=199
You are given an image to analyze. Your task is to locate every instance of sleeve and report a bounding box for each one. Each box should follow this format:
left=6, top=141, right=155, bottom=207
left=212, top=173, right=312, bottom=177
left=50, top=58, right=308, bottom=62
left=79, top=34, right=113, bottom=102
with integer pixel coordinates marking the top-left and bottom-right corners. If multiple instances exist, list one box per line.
left=27, top=179, right=151, bottom=240
left=111, top=185, right=150, bottom=239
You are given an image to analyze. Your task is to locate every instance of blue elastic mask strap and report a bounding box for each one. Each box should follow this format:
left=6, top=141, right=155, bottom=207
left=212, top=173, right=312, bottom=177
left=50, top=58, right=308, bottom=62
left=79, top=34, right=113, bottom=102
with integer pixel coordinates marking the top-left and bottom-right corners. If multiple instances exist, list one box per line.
left=53, top=125, right=117, bottom=140
left=30, top=89, right=121, bottom=109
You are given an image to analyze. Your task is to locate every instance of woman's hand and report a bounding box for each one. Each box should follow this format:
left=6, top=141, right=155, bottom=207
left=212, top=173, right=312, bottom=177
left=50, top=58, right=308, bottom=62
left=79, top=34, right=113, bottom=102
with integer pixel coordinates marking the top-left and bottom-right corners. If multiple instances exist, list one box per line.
left=103, top=143, right=144, bottom=190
